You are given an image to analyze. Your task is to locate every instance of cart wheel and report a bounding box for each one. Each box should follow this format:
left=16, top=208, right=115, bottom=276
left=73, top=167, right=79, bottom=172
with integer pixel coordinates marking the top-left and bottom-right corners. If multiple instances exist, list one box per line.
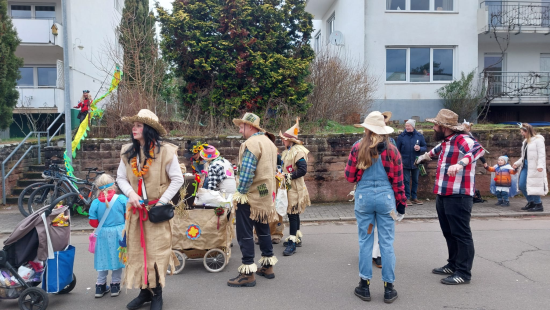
left=203, top=249, right=227, bottom=273
left=18, top=287, right=49, bottom=310
left=57, top=273, right=76, bottom=294
left=167, top=251, right=186, bottom=275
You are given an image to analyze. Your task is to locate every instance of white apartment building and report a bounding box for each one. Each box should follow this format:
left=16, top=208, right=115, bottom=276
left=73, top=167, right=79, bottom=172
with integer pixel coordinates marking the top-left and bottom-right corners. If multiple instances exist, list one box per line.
left=7, top=0, right=123, bottom=137
left=307, top=0, right=550, bottom=123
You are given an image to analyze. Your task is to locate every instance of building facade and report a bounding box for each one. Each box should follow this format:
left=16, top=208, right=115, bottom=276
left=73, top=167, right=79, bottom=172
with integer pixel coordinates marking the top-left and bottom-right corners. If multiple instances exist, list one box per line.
left=7, top=0, right=123, bottom=137
left=306, top=0, right=550, bottom=123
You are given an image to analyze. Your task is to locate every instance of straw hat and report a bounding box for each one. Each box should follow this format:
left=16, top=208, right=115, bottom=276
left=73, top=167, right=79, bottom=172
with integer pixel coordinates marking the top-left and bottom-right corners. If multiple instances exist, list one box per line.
left=381, top=111, right=392, bottom=123
left=426, top=109, right=465, bottom=132
left=232, top=112, right=266, bottom=132
left=354, top=111, right=395, bottom=135
left=122, top=109, right=167, bottom=136
left=279, top=117, right=303, bottom=145
left=200, top=145, right=220, bottom=161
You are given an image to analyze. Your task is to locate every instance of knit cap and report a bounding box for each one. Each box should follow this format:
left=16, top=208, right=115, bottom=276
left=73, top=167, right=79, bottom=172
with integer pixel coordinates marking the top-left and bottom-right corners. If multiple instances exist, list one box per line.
left=498, top=155, right=509, bottom=164
left=406, top=119, right=416, bottom=128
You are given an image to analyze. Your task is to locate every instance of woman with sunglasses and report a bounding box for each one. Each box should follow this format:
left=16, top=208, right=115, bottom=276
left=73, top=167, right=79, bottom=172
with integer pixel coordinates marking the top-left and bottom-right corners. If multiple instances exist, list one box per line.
left=512, top=123, right=548, bottom=212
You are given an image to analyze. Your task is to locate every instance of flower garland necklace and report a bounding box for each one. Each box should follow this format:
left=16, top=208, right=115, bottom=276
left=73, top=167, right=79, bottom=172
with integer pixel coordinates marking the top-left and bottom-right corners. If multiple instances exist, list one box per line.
left=131, top=143, right=155, bottom=177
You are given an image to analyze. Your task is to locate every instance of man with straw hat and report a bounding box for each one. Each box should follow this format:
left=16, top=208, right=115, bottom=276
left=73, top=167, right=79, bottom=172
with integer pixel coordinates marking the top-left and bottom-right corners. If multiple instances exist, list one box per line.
left=228, top=112, right=279, bottom=287
left=415, top=109, right=485, bottom=286
left=279, top=118, right=311, bottom=256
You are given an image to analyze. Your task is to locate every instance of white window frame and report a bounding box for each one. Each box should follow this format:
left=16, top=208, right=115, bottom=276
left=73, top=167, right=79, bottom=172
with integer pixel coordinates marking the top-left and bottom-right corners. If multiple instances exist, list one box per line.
left=327, top=12, right=335, bottom=42
left=385, top=47, right=455, bottom=84
left=17, top=65, right=57, bottom=88
left=9, top=3, right=57, bottom=20
left=314, top=31, right=322, bottom=53
left=386, top=0, right=456, bottom=13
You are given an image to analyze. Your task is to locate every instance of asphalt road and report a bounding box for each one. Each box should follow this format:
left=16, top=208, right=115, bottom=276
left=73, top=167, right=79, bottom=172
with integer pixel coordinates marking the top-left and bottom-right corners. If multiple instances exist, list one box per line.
left=1, top=217, right=550, bottom=310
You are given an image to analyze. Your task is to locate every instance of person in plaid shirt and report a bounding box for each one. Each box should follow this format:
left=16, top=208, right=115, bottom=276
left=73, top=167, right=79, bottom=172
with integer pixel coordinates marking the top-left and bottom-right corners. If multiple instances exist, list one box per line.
left=199, top=145, right=236, bottom=193
left=416, top=109, right=485, bottom=286
left=345, top=111, right=405, bottom=304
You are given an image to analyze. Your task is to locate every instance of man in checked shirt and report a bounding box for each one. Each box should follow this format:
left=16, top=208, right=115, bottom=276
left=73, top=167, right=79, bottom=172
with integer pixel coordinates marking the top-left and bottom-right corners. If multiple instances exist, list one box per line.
left=416, top=109, right=485, bottom=286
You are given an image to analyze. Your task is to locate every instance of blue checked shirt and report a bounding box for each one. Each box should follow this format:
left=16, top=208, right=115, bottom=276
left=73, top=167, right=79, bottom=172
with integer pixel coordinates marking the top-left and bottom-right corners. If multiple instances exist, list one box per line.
left=237, top=132, right=264, bottom=194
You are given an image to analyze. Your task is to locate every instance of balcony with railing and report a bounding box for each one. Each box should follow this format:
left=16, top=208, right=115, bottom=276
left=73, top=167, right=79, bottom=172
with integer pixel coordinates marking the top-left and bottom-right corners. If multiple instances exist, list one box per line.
left=478, top=1, right=550, bottom=34
left=483, top=71, right=550, bottom=103
left=12, top=18, right=63, bottom=47
left=16, top=87, right=65, bottom=112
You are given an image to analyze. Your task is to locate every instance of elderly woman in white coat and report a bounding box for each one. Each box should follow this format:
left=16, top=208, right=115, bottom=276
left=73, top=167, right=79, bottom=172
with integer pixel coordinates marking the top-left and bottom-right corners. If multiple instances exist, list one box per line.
left=512, top=123, right=548, bottom=212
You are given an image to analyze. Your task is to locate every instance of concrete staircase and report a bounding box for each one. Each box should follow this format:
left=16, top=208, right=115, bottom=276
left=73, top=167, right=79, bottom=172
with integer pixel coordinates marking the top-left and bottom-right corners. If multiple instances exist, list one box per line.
left=5, top=164, right=46, bottom=205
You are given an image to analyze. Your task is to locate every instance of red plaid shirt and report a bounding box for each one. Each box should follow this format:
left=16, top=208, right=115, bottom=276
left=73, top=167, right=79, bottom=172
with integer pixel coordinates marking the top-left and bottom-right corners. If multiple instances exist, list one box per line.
left=428, top=133, right=485, bottom=196
left=345, top=139, right=407, bottom=208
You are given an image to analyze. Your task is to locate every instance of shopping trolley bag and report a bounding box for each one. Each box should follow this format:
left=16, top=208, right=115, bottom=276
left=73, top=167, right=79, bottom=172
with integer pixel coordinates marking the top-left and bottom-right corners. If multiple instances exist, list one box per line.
left=41, top=212, right=75, bottom=293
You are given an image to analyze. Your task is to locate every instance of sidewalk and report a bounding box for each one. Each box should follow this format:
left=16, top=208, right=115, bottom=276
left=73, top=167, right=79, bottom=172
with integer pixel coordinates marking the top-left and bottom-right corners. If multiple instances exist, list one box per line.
left=1, top=196, right=549, bottom=234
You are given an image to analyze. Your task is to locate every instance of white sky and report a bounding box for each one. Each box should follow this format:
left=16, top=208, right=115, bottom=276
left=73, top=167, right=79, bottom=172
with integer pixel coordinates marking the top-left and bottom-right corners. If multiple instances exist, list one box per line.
left=150, top=0, right=173, bottom=38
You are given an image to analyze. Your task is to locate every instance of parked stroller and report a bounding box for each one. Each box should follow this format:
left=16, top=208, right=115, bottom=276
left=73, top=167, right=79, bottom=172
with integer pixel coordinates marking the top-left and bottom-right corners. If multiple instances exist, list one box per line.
left=1, top=193, right=78, bottom=310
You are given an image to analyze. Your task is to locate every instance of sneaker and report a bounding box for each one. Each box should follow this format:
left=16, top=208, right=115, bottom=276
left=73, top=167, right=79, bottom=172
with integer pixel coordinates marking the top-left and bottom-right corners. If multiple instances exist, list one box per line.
left=432, top=265, right=454, bottom=275
left=501, top=201, right=510, bottom=207
left=110, top=283, right=120, bottom=297
left=95, top=283, right=110, bottom=298
left=227, top=273, right=256, bottom=287
left=521, top=201, right=534, bottom=211
left=383, top=282, right=398, bottom=303
left=373, top=257, right=382, bottom=268
left=283, top=238, right=302, bottom=247
left=495, top=200, right=503, bottom=206
left=256, top=265, right=275, bottom=279
left=411, top=199, right=423, bottom=205
left=283, top=240, right=297, bottom=256
left=528, top=203, right=543, bottom=212
left=354, top=279, right=371, bottom=301
left=441, top=275, right=470, bottom=285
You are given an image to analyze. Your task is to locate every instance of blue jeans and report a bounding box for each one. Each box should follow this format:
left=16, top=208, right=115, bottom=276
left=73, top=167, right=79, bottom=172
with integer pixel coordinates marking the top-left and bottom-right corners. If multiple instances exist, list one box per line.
left=355, top=188, right=396, bottom=283
left=97, top=268, right=122, bottom=285
left=496, top=190, right=509, bottom=202
left=519, top=160, right=542, bottom=204
left=403, top=168, right=419, bottom=200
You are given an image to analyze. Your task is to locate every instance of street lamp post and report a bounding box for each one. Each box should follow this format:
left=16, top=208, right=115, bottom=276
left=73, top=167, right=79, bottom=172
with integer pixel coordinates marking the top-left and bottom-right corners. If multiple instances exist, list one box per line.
left=62, top=0, right=72, bottom=163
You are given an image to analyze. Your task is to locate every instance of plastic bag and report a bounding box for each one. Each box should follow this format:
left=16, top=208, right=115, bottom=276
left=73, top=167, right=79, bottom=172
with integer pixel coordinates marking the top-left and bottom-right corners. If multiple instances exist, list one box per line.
left=275, top=187, right=288, bottom=217
left=194, top=188, right=232, bottom=207
left=17, top=266, right=34, bottom=282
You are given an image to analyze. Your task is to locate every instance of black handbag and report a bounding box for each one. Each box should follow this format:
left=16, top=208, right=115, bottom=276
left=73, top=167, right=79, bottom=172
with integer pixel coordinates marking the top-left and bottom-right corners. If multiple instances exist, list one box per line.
left=137, top=155, right=175, bottom=223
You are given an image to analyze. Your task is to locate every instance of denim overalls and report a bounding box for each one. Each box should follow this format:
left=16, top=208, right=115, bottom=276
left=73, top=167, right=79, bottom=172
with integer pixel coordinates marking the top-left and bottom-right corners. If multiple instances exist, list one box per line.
left=354, top=156, right=396, bottom=283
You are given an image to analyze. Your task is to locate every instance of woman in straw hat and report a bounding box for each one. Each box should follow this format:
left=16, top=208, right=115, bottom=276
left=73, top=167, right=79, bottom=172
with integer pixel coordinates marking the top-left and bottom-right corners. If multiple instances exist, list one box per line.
left=88, top=174, right=127, bottom=298
left=345, top=111, right=406, bottom=304
left=228, top=112, right=278, bottom=288
left=116, top=109, right=184, bottom=310
left=200, top=145, right=236, bottom=194
left=278, top=118, right=311, bottom=256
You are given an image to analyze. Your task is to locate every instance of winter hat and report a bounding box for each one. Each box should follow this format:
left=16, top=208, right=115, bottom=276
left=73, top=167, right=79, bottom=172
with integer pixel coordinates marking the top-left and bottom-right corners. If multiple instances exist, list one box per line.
left=279, top=117, right=303, bottom=145
left=498, top=155, right=509, bottom=164
left=406, top=119, right=416, bottom=128
left=200, top=145, right=221, bottom=161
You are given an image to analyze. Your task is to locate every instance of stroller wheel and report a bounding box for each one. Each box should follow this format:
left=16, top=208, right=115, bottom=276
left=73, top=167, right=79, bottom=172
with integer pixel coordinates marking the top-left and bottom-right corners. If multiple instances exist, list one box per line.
left=167, top=251, right=186, bottom=275
left=18, top=287, right=49, bottom=310
left=203, top=249, right=227, bottom=273
left=57, top=273, right=76, bottom=294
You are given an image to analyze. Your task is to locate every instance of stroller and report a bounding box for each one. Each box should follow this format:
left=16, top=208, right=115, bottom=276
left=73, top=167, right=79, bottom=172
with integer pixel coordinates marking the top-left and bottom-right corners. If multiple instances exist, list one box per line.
left=1, top=193, right=78, bottom=310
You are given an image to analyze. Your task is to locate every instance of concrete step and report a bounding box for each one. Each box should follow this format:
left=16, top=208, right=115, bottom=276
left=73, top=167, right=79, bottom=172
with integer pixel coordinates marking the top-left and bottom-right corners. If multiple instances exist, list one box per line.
left=28, top=165, right=46, bottom=172
left=5, top=196, right=19, bottom=205
left=23, top=172, right=44, bottom=179
left=16, top=179, right=46, bottom=188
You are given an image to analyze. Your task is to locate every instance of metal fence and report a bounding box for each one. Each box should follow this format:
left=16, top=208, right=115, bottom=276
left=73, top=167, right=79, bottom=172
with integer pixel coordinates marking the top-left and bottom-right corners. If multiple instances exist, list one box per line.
left=482, top=1, right=550, bottom=28
left=483, top=71, right=550, bottom=97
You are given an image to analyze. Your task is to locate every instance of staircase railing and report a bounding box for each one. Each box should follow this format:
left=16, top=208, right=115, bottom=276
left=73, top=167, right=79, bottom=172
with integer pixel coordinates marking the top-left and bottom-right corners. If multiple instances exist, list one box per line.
left=47, top=113, right=64, bottom=146
left=1, top=131, right=46, bottom=204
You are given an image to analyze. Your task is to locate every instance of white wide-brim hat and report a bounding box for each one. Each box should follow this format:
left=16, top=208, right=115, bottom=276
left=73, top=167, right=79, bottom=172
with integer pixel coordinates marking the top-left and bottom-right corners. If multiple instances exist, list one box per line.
left=354, top=111, right=395, bottom=135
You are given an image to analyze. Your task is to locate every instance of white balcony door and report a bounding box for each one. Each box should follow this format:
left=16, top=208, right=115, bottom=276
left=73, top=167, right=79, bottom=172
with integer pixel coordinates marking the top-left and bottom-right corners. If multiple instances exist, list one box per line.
left=485, top=54, right=505, bottom=96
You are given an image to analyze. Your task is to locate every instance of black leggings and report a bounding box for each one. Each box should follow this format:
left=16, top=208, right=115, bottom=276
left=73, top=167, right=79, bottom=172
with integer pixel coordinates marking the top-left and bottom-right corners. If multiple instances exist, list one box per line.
left=288, top=213, right=301, bottom=236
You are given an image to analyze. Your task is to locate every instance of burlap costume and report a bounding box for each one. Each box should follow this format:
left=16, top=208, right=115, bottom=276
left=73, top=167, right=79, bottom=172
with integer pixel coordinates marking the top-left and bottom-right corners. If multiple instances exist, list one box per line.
left=120, top=142, right=179, bottom=289
left=281, top=144, right=311, bottom=214
left=234, top=134, right=278, bottom=224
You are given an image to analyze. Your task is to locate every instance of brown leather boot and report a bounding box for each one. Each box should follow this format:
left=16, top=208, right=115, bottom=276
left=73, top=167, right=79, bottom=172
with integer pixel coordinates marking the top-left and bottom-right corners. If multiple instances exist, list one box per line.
left=227, top=273, right=256, bottom=287
left=256, top=265, right=275, bottom=279
left=411, top=199, right=423, bottom=205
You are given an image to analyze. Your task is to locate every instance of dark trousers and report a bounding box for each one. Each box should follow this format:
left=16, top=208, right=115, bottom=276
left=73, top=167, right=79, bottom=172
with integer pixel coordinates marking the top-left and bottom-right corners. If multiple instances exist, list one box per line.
left=436, top=195, right=475, bottom=280
left=77, top=111, right=88, bottom=124
left=496, top=190, right=509, bottom=202
left=236, top=203, right=274, bottom=265
left=403, top=168, right=419, bottom=200
left=288, top=213, right=301, bottom=236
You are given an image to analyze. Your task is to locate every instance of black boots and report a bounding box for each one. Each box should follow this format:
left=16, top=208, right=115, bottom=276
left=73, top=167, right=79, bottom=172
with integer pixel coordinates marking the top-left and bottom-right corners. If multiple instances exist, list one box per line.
left=528, top=203, right=544, bottom=212
left=127, top=289, right=152, bottom=310
left=521, top=201, right=534, bottom=211
left=354, top=279, right=371, bottom=301
left=384, top=282, right=398, bottom=304
left=150, top=286, right=163, bottom=310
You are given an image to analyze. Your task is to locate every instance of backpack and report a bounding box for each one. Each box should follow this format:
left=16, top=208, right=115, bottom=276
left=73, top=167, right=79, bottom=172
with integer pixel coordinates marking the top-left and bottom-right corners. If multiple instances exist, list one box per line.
left=473, top=189, right=486, bottom=203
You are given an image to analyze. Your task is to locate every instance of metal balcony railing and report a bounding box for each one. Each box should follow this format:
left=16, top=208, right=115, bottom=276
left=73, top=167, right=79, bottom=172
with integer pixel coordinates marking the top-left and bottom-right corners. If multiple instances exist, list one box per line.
left=482, top=71, right=550, bottom=98
left=481, top=1, right=550, bottom=29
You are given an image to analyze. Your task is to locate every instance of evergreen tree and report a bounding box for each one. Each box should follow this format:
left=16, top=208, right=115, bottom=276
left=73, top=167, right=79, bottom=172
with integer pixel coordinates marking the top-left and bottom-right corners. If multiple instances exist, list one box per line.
left=0, top=0, right=24, bottom=130
left=157, top=0, right=314, bottom=120
left=119, top=0, right=157, bottom=86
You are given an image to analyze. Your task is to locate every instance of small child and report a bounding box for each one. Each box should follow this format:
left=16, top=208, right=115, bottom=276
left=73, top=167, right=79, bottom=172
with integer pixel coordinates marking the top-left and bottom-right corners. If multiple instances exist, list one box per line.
left=88, top=174, right=128, bottom=298
left=484, top=155, right=517, bottom=207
